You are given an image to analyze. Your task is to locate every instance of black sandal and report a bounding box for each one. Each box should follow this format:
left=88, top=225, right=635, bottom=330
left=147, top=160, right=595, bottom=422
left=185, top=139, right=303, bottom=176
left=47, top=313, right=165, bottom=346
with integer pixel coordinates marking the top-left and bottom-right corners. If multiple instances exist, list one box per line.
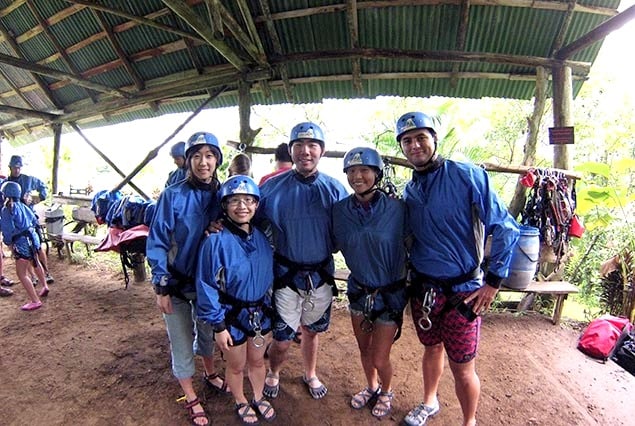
left=203, top=372, right=230, bottom=394
left=236, top=402, right=259, bottom=425
left=252, top=397, right=277, bottom=422
left=184, top=397, right=210, bottom=426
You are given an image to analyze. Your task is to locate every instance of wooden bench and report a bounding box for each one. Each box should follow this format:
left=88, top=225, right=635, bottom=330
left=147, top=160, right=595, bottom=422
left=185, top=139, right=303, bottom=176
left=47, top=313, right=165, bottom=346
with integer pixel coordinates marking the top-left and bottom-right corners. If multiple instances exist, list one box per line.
left=333, top=269, right=578, bottom=325
left=499, top=281, right=579, bottom=325
left=44, top=206, right=103, bottom=260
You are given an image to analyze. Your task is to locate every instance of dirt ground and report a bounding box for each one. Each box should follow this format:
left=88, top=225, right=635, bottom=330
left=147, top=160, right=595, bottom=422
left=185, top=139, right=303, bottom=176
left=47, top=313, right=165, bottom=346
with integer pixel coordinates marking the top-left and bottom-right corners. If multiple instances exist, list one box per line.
left=0, top=252, right=633, bottom=426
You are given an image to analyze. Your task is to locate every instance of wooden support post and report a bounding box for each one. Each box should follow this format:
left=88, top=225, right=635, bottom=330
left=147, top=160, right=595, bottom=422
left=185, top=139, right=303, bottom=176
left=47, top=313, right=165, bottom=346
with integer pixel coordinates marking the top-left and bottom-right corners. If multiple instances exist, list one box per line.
left=238, top=79, right=260, bottom=146
left=51, top=123, right=61, bottom=195
left=552, top=65, right=573, bottom=170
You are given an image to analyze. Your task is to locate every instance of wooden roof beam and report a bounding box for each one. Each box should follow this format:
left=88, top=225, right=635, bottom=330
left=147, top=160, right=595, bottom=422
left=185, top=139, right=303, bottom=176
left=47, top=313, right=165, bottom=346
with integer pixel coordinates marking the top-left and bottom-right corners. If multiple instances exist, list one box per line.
left=64, top=0, right=206, bottom=43
left=161, top=0, right=248, bottom=70
left=257, top=0, right=293, bottom=102
left=274, top=48, right=592, bottom=74
left=251, top=0, right=617, bottom=23
left=25, top=0, right=99, bottom=104
left=0, top=69, right=38, bottom=109
left=550, top=0, right=577, bottom=55
left=0, top=105, right=60, bottom=121
left=555, top=4, right=635, bottom=60
left=0, top=53, right=132, bottom=98
left=0, top=24, right=60, bottom=109
left=450, top=0, right=471, bottom=88
left=346, top=0, right=363, bottom=95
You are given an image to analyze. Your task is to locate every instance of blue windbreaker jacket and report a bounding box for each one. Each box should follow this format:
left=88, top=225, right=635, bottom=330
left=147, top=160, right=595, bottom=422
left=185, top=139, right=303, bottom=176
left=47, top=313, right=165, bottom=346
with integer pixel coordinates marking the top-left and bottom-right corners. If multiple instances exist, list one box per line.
left=333, top=192, right=408, bottom=287
left=403, top=158, right=519, bottom=292
left=258, top=170, right=348, bottom=290
left=146, top=179, right=221, bottom=293
left=196, top=223, right=274, bottom=327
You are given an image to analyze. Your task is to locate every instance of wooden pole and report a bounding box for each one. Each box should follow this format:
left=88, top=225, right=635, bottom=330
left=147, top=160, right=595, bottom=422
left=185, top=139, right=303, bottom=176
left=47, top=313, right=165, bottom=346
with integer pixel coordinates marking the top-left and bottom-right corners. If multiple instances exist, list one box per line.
left=111, top=89, right=224, bottom=194
left=69, top=122, right=149, bottom=199
left=552, top=65, right=573, bottom=170
left=51, top=123, right=62, bottom=195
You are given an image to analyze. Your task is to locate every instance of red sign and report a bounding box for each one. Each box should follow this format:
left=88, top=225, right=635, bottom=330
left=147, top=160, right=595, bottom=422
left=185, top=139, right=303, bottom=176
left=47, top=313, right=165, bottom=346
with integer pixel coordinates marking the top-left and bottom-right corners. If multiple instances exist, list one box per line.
left=549, top=127, right=574, bottom=145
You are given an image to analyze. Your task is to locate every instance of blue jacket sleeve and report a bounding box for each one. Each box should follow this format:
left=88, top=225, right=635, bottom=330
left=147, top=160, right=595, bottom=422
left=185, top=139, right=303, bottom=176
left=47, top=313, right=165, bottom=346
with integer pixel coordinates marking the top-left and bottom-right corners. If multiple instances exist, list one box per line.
left=146, top=190, right=177, bottom=285
left=196, top=235, right=225, bottom=327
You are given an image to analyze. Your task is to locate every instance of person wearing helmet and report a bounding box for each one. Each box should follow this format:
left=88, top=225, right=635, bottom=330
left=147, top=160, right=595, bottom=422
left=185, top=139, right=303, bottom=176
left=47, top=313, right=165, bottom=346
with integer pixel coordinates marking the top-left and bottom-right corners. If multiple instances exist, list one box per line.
left=258, top=143, right=293, bottom=185
left=0, top=181, right=50, bottom=311
left=146, top=131, right=227, bottom=426
left=197, top=175, right=276, bottom=423
left=0, top=176, right=16, bottom=291
left=259, top=121, right=348, bottom=401
left=165, top=141, right=187, bottom=187
left=396, top=112, right=519, bottom=426
left=7, top=155, right=54, bottom=284
left=332, top=147, right=408, bottom=419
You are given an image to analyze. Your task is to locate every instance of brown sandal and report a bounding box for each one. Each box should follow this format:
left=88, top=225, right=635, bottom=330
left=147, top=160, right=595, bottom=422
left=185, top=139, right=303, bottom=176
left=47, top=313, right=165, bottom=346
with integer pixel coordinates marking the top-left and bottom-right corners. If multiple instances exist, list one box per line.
left=184, top=397, right=209, bottom=426
left=204, top=372, right=230, bottom=394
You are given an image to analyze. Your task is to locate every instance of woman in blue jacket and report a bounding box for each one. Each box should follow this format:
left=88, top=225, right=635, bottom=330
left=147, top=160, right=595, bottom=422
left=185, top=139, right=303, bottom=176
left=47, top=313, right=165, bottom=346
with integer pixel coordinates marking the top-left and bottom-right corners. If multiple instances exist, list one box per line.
left=146, top=132, right=228, bottom=426
left=332, top=147, right=409, bottom=419
left=197, top=175, right=275, bottom=425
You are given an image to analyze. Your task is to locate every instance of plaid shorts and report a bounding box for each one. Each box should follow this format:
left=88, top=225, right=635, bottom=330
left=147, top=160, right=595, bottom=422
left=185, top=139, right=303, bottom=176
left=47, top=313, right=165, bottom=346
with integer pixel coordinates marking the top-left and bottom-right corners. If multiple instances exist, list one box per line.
left=410, top=290, right=481, bottom=363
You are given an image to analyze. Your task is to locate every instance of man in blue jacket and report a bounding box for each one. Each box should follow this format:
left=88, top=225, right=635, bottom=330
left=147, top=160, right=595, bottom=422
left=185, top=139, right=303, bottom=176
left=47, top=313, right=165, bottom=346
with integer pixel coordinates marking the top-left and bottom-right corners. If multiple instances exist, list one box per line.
left=396, top=112, right=519, bottom=426
left=259, top=122, right=348, bottom=401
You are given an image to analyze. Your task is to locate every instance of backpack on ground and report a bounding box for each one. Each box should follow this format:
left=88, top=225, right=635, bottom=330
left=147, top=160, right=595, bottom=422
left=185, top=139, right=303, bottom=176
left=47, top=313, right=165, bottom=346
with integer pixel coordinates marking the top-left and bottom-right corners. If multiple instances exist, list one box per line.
left=611, top=327, right=635, bottom=376
left=577, top=315, right=632, bottom=361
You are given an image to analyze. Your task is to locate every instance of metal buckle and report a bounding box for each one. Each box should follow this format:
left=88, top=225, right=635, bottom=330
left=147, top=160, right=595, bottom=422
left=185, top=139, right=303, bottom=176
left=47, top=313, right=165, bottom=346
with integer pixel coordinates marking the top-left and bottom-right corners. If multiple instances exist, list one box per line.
left=302, top=275, right=315, bottom=312
left=417, top=288, right=436, bottom=331
left=250, top=311, right=266, bottom=348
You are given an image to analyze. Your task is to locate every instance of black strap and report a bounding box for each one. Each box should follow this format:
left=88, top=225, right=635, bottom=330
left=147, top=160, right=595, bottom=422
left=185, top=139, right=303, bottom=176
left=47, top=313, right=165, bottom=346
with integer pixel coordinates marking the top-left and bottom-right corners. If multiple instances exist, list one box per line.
left=273, top=253, right=338, bottom=297
left=409, top=266, right=481, bottom=297
left=349, top=277, right=406, bottom=341
left=218, top=292, right=272, bottom=337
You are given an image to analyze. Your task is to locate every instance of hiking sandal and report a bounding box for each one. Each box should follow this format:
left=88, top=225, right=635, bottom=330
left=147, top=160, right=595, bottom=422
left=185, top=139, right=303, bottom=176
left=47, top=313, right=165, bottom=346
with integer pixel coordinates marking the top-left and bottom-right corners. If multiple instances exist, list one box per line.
left=251, top=397, right=276, bottom=422
left=204, top=372, right=230, bottom=394
left=350, top=386, right=381, bottom=409
left=236, top=402, right=259, bottom=425
left=184, top=397, right=210, bottom=426
left=371, top=390, right=394, bottom=419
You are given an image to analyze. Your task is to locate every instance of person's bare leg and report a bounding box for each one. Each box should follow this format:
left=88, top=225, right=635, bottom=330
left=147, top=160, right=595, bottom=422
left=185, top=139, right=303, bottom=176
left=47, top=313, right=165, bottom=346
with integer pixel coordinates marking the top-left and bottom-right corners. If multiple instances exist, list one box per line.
left=371, top=322, right=399, bottom=392
left=247, top=339, right=268, bottom=400
left=16, top=260, right=39, bottom=303
left=351, top=314, right=379, bottom=390
left=300, top=326, right=324, bottom=388
left=202, top=354, right=229, bottom=391
left=422, top=343, right=444, bottom=406
left=264, top=339, right=291, bottom=388
left=177, top=377, right=209, bottom=426
left=449, top=358, right=479, bottom=426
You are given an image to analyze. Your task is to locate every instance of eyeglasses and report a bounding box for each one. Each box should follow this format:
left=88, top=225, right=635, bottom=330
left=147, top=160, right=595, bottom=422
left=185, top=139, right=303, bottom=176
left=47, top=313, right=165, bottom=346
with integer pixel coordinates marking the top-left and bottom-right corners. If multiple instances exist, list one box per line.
left=226, top=197, right=257, bottom=207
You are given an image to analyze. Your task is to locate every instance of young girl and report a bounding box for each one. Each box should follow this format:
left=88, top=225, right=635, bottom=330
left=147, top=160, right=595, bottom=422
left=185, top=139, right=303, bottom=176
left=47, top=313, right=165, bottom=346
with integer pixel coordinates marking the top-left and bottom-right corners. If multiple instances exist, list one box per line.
left=196, top=175, right=276, bottom=425
left=0, top=181, right=49, bottom=311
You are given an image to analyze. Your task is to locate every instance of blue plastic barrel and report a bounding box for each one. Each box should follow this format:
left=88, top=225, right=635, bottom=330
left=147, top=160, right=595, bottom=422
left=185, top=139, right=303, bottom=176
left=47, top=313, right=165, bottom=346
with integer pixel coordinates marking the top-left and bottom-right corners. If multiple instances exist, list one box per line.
left=502, top=225, right=540, bottom=290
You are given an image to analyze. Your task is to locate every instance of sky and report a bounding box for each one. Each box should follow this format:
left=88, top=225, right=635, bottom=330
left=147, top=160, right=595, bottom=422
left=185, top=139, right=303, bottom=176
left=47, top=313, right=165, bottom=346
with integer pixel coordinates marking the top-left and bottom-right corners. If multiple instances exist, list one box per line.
left=4, top=1, right=634, bottom=197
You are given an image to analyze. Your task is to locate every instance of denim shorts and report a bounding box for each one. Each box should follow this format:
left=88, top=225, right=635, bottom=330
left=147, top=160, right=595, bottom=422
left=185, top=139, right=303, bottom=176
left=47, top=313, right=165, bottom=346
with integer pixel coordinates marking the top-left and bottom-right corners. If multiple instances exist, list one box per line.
left=162, top=294, right=215, bottom=379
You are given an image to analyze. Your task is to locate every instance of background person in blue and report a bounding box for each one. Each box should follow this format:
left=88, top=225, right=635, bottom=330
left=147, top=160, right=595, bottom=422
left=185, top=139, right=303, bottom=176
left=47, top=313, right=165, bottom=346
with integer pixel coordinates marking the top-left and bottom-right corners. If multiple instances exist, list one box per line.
left=165, top=141, right=187, bottom=187
left=0, top=181, right=50, bottom=311
left=197, top=175, right=276, bottom=424
left=332, top=147, right=409, bottom=419
left=7, top=154, right=54, bottom=284
left=396, top=112, right=519, bottom=426
left=259, top=122, right=348, bottom=401
left=146, top=132, right=229, bottom=426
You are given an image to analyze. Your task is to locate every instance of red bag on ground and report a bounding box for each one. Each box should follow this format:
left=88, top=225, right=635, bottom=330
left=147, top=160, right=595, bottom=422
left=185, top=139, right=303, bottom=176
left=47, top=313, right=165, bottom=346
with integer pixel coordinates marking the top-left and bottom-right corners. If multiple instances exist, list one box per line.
left=577, top=315, right=632, bottom=361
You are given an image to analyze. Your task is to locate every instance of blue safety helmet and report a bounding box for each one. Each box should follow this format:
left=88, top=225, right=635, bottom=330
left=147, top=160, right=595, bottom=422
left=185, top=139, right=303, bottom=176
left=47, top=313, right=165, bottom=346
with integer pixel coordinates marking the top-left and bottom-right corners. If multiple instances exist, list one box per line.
left=185, top=132, right=223, bottom=165
left=219, top=175, right=260, bottom=203
left=395, top=112, right=436, bottom=142
left=1, top=180, right=21, bottom=199
left=289, top=122, right=325, bottom=149
left=343, top=147, right=384, bottom=181
left=9, top=155, right=23, bottom=168
left=169, top=141, right=186, bottom=159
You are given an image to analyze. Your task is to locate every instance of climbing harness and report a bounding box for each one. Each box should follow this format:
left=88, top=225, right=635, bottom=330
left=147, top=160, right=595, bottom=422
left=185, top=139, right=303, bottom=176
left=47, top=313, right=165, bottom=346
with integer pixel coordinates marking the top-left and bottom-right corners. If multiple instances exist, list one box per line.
left=378, top=159, right=399, bottom=198
left=249, top=310, right=266, bottom=348
left=302, top=274, right=316, bottom=312
left=520, top=168, right=578, bottom=268
left=417, top=288, right=436, bottom=331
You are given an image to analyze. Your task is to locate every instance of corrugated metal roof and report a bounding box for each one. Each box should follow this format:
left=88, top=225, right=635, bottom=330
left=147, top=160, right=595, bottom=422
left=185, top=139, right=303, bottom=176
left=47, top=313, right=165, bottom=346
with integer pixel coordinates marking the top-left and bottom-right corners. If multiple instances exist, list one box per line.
left=0, top=0, right=627, bottom=145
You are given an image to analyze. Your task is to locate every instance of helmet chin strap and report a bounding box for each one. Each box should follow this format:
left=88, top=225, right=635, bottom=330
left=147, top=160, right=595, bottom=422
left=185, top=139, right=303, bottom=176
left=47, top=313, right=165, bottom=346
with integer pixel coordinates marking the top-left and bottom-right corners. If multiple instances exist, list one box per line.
left=357, top=186, right=378, bottom=197
left=224, top=212, right=250, bottom=227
